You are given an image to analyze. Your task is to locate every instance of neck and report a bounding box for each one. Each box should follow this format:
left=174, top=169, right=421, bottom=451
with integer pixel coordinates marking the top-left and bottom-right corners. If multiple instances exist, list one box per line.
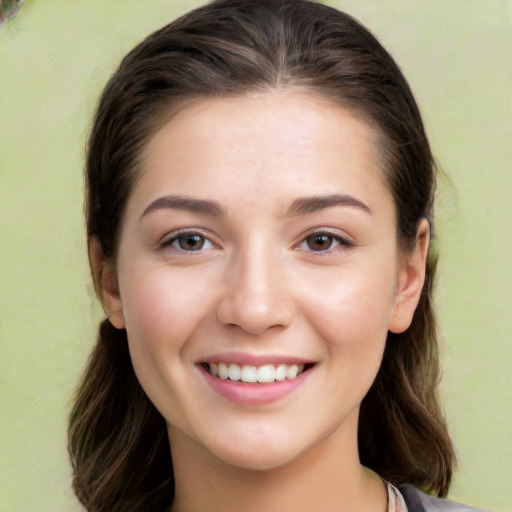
left=168, top=414, right=387, bottom=512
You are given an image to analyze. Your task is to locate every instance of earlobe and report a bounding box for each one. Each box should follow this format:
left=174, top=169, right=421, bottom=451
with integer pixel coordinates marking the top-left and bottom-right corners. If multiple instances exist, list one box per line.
left=388, top=219, right=430, bottom=334
left=88, top=237, right=126, bottom=330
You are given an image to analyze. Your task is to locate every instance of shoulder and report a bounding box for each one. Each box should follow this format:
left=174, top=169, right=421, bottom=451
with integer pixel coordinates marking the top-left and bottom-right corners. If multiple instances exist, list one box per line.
left=398, top=484, right=486, bottom=512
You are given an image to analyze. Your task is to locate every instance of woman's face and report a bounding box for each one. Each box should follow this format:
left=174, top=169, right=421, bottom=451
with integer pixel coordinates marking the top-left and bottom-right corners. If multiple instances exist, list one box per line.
left=103, top=90, right=426, bottom=471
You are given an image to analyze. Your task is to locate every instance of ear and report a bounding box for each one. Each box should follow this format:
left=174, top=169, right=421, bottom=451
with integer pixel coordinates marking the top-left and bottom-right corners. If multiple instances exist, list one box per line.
left=388, top=219, right=430, bottom=334
left=89, top=237, right=126, bottom=330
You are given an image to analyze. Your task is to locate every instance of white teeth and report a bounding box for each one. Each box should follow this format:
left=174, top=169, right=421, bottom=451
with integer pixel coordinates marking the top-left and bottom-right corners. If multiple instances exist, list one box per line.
left=206, top=362, right=307, bottom=383
left=218, top=362, right=229, bottom=379
left=241, top=365, right=258, bottom=383
left=286, top=364, right=299, bottom=380
left=228, top=364, right=241, bottom=381
left=257, top=364, right=275, bottom=383
left=275, top=364, right=287, bottom=381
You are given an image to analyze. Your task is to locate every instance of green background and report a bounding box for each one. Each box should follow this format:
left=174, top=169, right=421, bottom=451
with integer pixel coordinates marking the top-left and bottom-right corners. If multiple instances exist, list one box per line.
left=1, top=1, right=510, bottom=510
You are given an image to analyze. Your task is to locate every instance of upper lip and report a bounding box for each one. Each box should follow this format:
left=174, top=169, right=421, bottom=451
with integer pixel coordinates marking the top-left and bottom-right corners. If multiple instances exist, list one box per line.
left=198, top=352, right=314, bottom=366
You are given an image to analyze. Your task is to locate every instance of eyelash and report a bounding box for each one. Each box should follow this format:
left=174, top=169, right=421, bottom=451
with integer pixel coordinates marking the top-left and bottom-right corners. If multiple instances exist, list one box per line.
left=159, top=229, right=354, bottom=253
left=297, top=230, right=354, bottom=253
left=159, top=230, right=216, bottom=252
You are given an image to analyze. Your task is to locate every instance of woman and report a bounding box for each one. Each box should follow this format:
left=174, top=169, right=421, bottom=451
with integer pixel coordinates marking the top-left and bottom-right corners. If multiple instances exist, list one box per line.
left=68, top=1, right=482, bottom=510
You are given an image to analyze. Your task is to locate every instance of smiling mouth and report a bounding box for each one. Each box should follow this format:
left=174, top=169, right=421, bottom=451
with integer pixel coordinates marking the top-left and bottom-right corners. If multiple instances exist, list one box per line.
left=200, top=362, right=314, bottom=383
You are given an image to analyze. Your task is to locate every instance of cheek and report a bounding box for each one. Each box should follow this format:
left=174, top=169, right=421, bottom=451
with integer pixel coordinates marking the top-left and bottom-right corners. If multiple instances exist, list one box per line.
left=118, top=265, right=220, bottom=379
left=304, top=262, right=394, bottom=331
left=299, top=263, right=395, bottom=377
left=117, top=266, right=220, bottom=423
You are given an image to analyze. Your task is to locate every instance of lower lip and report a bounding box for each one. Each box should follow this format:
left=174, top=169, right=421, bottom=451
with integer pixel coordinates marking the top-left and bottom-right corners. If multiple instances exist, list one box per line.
left=199, top=365, right=312, bottom=405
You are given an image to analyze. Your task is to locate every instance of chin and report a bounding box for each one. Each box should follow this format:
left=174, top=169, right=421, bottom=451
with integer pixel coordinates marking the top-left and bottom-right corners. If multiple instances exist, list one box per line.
left=191, top=423, right=303, bottom=471
left=204, top=420, right=342, bottom=473
left=212, top=443, right=300, bottom=472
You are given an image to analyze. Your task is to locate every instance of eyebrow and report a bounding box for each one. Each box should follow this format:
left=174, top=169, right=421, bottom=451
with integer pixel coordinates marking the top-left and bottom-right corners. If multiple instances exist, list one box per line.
left=285, top=194, right=372, bottom=217
left=140, top=193, right=371, bottom=220
left=141, top=195, right=227, bottom=219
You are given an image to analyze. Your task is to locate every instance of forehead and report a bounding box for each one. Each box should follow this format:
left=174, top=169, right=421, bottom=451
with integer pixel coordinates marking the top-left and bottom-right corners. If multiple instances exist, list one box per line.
left=132, top=90, right=392, bottom=217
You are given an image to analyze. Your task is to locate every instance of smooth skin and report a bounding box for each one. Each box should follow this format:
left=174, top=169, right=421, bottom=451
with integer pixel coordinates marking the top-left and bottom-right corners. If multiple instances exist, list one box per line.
left=94, top=90, right=429, bottom=511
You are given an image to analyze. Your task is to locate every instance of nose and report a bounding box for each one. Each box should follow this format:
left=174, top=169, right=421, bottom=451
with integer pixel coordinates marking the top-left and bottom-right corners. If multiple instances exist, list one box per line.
left=216, top=246, right=294, bottom=335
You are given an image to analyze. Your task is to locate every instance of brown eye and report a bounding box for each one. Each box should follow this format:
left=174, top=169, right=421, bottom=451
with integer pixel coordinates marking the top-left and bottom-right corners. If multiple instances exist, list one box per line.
left=306, top=234, right=335, bottom=251
left=160, top=231, right=216, bottom=253
left=177, top=234, right=207, bottom=251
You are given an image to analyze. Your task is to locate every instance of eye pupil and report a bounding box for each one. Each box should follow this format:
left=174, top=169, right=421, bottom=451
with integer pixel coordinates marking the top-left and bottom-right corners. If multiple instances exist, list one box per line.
left=179, top=234, right=204, bottom=250
left=307, top=234, right=333, bottom=251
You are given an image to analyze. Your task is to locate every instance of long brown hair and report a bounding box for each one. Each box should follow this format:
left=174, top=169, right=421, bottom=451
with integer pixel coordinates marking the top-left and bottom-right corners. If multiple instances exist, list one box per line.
left=69, top=1, right=455, bottom=509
